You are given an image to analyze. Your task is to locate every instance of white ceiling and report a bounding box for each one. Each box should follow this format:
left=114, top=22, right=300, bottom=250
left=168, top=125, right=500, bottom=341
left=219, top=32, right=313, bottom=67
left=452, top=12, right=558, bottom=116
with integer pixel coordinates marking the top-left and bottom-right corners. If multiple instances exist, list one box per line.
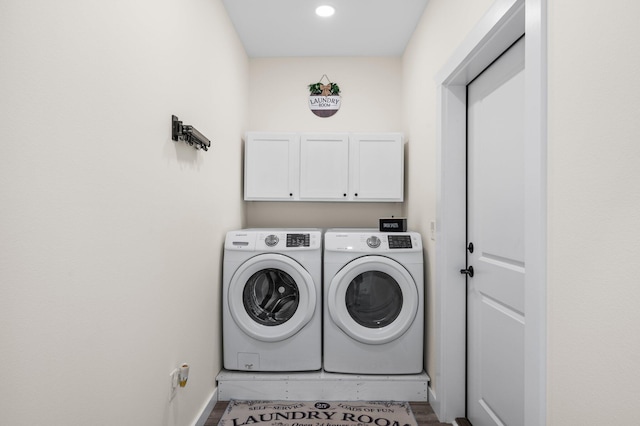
left=221, top=0, right=430, bottom=58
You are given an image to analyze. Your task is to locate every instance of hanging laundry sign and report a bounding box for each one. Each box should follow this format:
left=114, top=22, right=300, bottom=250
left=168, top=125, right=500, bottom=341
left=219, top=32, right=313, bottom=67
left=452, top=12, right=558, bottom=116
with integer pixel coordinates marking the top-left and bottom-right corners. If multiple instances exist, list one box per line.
left=308, top=74, right=341, bottom=118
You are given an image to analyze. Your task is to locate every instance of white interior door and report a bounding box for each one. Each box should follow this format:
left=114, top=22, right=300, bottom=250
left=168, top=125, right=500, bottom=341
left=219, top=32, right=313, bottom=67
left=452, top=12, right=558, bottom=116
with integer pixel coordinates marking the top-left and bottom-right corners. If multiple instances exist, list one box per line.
left=466, top=36, right=525, bottom=426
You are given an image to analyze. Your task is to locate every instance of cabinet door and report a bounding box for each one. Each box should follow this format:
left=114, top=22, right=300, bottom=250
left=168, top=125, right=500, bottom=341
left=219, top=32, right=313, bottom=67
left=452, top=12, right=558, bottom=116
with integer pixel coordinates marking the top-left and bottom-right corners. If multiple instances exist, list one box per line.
left=299, top=134, right=349, bottom=200
left=244, top=133, right=298, bottom=200
left=349, top=133, right=404, bottom=201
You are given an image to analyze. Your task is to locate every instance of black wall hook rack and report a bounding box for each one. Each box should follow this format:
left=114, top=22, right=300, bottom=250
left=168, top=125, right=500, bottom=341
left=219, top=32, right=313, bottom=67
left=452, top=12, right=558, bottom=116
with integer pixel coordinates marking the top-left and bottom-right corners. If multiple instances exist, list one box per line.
left=172, top=115, right=211, bottom=151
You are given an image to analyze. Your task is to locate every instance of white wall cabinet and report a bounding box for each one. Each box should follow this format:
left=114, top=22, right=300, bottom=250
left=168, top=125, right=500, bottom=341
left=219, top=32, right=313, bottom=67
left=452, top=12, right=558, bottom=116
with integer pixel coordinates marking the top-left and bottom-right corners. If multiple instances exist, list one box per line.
left=244, top=132, right=403, bottom=202
left=299, top=133, right=350, bottom=200
left=244, top=133, right=298, bottom=200
left=349, top=133, right=404, bottom=202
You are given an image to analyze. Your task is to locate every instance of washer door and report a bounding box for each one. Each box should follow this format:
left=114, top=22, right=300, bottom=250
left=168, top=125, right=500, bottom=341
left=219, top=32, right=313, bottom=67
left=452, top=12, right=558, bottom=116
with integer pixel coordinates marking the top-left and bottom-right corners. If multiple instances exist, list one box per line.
left=328, top=255, right=418, bottom=344
left=229, top=253, right=316, bottom=342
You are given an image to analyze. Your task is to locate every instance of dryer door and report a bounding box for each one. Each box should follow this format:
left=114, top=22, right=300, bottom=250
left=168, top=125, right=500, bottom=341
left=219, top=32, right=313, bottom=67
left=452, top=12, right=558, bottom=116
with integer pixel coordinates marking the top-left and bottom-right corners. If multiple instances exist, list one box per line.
left=328, top=255, right=418, bottom=344
left=229, top=253, right=316, bottom=342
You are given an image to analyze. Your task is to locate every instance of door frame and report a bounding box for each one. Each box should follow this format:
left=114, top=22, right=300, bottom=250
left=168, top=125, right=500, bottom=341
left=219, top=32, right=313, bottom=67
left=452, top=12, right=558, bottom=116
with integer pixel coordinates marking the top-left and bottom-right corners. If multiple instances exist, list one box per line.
left=433, top=0, right=547, bottom=424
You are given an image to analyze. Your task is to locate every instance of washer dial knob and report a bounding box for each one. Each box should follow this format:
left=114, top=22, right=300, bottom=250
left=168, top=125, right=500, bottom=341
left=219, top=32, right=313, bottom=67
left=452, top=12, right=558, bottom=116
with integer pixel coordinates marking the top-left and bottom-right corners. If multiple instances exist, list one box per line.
left=265, top=235, right=279, bottom=247
left=366, top=236, right=381, bottom=248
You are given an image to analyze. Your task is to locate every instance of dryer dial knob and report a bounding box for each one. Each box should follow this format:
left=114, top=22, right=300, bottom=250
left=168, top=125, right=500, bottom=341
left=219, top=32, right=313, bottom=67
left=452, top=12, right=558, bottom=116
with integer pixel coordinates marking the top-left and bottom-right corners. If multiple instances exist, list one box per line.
left=265, top=235, right=279, bottom=247
left=366, top=236, right=381, bottom=248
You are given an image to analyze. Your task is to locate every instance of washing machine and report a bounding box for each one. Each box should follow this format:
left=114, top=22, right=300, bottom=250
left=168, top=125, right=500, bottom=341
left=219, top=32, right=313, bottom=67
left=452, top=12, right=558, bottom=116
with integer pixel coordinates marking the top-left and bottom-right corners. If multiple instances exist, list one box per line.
left=223, top=229, right=322, bottom=372
left=323, top=229, right=424, bottom=374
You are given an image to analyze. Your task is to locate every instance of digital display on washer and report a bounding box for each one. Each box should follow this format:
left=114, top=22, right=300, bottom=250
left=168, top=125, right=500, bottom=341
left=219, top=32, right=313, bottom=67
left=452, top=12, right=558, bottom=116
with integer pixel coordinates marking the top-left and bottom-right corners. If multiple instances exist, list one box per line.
left=388, top=235, right=412, bottom=249
left=286, top=233, right=310, bottom=247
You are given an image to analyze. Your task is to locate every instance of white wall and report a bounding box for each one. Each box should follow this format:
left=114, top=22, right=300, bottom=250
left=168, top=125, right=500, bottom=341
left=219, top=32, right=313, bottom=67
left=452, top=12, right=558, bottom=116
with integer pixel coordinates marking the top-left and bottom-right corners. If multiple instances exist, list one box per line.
left=0, top=1, right=247, bottom=425
left=246, top=57, right=404, bottom=228
left=547, top=1, right=640, bottom=423
left=401, top=0, right=494, bottom=394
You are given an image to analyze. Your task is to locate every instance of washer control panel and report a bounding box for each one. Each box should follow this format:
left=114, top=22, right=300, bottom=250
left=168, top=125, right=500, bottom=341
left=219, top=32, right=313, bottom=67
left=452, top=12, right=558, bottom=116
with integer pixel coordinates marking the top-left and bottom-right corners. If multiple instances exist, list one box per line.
left=226, top=229, right=321, bottom=251
left=286, top=233, right=311, bottom=247
left=264, top=235, right=279, bottom=247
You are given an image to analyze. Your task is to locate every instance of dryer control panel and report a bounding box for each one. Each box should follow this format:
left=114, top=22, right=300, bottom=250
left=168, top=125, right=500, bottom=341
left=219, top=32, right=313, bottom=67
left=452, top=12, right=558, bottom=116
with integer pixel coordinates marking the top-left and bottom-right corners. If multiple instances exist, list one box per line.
left=325, top=230, right=422, bottom=253
left=388, top=235, right=413, bottom=249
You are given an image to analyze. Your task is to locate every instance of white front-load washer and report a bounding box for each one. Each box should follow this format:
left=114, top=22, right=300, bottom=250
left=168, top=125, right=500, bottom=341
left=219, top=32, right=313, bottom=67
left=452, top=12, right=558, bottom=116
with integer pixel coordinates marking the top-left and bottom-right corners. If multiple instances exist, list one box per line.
left=223, top=229, right=322, bottom=372
left=323, top=229, right=424, bottom=374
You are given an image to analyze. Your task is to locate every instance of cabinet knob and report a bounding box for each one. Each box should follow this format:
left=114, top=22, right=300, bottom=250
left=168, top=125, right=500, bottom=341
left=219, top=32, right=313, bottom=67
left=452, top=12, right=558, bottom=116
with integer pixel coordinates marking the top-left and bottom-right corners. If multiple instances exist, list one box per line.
left=343, top=193, right=347, bottom=197
left=354, top=193, right=358, bottom=197
left=289, top=193, right=293, bottom=197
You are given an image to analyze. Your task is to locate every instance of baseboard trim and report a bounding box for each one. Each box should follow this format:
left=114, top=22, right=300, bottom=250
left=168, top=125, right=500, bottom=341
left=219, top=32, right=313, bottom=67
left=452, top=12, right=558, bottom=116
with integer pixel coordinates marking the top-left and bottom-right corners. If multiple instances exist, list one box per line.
left=193, top=388, right=218, bottom=426
left=427, top=385, right=440, bottom=419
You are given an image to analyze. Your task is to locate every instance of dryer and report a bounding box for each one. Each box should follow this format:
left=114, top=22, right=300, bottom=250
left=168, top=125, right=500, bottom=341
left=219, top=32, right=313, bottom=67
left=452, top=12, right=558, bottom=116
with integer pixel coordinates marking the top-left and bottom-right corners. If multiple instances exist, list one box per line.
left=223, top=229, right=322, bottom=372
left=323, top=229, right=424, bottom=374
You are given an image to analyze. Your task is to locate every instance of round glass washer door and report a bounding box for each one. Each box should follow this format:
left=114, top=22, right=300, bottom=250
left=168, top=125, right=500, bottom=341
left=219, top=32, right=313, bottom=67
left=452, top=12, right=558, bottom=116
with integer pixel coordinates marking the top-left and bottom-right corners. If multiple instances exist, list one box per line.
left=328, top=255, right=418, bottom=345
left=228, top=253, right=316, bottom=342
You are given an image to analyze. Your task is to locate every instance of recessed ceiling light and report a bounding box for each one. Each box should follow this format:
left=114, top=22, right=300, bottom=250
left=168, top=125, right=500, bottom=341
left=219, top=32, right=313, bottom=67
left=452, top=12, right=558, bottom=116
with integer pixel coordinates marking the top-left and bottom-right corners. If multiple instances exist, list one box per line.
left=315, top=5, right=335, bottom=17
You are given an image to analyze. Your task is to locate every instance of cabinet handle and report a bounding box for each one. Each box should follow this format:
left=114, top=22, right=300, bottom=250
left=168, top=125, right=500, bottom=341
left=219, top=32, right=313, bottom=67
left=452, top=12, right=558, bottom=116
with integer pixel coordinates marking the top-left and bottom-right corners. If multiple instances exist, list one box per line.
left=343, top=193, right=347, bottom=197
left=289, top=193, right=293, bottom=197
left=354, top=193, right=358, bottom=197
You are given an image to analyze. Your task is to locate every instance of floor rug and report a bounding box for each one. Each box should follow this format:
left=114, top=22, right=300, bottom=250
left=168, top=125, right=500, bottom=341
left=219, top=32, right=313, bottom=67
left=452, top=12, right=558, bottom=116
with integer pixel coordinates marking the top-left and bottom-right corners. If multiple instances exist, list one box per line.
left=218, top=400, right=417, bottom=426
